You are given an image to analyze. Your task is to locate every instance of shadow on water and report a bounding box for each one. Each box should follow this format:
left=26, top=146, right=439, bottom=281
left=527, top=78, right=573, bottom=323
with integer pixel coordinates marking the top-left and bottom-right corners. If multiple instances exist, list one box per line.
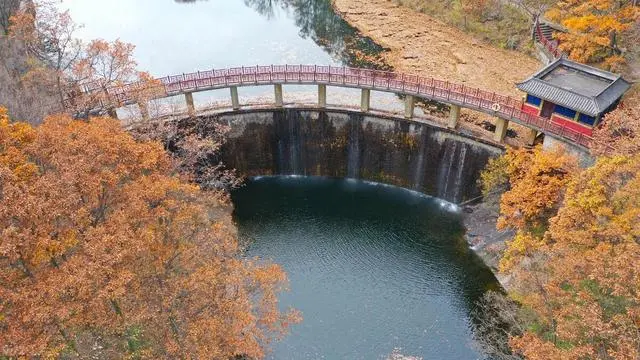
left=244, top=0, right=391, bottom=69
left=177, top=0, right=390, bottom=69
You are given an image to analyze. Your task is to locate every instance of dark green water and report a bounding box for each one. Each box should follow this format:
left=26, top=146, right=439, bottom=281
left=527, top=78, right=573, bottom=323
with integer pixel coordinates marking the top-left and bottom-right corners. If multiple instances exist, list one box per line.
left=232, top=176, right=500, bottom=359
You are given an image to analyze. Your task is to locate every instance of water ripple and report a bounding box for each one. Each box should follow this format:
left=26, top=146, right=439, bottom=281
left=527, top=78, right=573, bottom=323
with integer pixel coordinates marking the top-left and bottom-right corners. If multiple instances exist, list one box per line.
left=232, top=176, right=498, bottom=360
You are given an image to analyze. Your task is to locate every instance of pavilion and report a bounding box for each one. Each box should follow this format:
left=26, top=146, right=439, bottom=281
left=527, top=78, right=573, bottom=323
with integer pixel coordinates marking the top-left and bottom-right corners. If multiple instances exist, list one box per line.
left=517, top=58, right=631, bottom=136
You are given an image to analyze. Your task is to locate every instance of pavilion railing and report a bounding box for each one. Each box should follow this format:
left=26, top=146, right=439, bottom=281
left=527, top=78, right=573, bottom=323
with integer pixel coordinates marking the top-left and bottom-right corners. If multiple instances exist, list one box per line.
left=81, top=65, right=592, bottom=148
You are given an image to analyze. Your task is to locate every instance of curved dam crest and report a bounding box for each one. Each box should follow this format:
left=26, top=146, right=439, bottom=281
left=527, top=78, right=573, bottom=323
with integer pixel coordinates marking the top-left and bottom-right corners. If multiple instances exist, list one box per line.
left=211, top=108, right=502, bottom=204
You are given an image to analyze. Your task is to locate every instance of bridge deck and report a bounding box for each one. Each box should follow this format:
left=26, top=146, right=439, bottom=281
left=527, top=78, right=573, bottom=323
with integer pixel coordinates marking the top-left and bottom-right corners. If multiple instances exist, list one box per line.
left=84, top=65, right=593, bottom=149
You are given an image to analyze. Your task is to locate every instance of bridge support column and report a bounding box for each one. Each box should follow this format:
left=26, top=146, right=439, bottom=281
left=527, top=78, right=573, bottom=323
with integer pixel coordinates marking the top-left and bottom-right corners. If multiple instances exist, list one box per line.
left=230, top=86, right=240, bottom=110
left=525, top=128, right=538, bottom=146
left=493, top=118, right=509, bottom=143
left=185, top=92, right=195, bottom=116
left=404, top=95, right=414, bottom=119
left=138, top=101, right=149, bottom=121
left=318, top=84, right=327, bottom=108
left=361, top=88, right=370, bottom=112
left=448, top=104, right=460, bottom=129
left=274, top=84, right=283, bottom=107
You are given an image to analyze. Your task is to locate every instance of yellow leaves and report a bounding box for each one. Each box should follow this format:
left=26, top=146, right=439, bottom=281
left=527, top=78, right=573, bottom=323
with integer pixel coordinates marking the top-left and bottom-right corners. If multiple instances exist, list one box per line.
left=549, top=0, right=640, bottom=65
left=499, top=231, right=547, bottom=272
left=550, top=154, right=640, bottom=247
left=0, top=107, right=39, bottom=181
left=544, top=8, right=562, bottom=23
left=498, top=152, right=640, bottom=358
left=479, top=153, right=509, bottom=200
left=496, top=146, right=577, bottom=232
left=31, top=230, right=79, bottom=266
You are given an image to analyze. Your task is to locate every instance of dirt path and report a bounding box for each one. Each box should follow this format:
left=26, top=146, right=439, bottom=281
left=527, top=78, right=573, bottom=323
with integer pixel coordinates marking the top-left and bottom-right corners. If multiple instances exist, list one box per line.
left=333, top=0, right=540, bottom=97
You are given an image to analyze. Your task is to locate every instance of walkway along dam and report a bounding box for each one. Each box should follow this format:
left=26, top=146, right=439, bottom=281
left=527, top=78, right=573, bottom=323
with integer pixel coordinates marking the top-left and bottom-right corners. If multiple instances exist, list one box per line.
left=84, top=64, right=614, bottom=151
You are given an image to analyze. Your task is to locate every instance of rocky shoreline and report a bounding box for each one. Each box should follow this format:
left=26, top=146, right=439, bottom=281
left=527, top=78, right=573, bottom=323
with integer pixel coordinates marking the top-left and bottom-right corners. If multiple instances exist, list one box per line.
left=462, top=201, right=514, bottom=287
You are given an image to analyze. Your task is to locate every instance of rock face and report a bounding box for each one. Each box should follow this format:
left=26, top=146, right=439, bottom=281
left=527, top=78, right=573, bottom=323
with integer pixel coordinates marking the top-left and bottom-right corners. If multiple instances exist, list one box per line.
left=212, top=109, right=502, bottom=204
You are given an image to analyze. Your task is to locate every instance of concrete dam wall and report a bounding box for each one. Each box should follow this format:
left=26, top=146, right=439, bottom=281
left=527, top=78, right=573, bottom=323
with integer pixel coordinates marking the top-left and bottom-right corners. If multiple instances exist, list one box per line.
left=194, top=109, right=503, bottom=203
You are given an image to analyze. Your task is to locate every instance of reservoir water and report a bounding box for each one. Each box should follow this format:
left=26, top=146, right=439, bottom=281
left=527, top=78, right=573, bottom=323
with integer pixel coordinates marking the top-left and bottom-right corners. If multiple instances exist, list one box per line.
left=233, top=177, right=499, bottom=359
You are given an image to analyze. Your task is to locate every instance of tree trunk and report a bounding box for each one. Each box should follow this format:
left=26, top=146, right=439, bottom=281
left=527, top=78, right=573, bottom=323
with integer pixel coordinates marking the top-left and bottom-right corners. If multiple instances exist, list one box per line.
left=56, top=74, right=66, bottom=110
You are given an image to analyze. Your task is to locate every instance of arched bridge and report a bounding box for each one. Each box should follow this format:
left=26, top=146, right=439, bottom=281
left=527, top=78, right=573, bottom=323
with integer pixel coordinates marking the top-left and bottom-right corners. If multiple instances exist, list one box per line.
left=101, top=65, right=593, bottom=149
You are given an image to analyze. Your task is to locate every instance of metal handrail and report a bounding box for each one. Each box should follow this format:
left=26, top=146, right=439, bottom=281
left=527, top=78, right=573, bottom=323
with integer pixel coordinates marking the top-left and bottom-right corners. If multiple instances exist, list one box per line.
left=75, top=65, right=593, bottom=148
left=535, top=21, right=564, bottom=59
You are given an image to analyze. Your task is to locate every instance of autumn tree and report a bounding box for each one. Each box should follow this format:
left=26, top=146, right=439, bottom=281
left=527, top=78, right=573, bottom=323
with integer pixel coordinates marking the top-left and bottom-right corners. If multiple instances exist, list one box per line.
left=471, top=291, right=528, bottom=360
left=0, top=108, right=299, bottom=358
left=480, top=146, right=578, bottom=271
left=479, top=153, right=510, bottom=205
left=509, top=0, right=556, bottom=18
left=546, top=0, right=640, bottom=69
left=590, top=86, right=640, bottom=157
left=482, top=139, right=640, bottom=359
left=461, top=0, right=500, bottom=23
left=9, top=0, right=83, bottom=107
left=509, top=154, right=640, bottom=359
left=9, top=1, right=164, bottom=117
left=131, top=116, right=243, bottom=193
left=67, top=40, right=166, bottom=118
left=0, top=0, right=20, bottom=34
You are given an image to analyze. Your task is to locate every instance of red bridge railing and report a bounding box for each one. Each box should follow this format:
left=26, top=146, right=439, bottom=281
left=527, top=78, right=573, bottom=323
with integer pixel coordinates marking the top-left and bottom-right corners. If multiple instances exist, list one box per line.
left=535, top=21, right=563, bottom=59
left=95, top=65, right=591, bottom=148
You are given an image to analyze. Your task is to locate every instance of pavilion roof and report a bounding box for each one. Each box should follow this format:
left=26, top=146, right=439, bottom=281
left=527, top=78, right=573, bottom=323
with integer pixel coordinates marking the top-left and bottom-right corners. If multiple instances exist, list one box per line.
left=516, top=58, right=631, bottom=117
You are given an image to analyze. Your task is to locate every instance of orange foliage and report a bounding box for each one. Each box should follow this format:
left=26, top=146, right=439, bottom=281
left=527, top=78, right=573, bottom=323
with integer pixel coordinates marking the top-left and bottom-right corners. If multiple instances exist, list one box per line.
left=497, top=146, right=577, bottom=233
left=591, top=88, right=640, bottom=157
left=0, top=109, right=299, bottom=358
left=69, top=40, right=166, bottom=114
left=501, top=153, right=640, bottom=359
left=482, top=146, right=577, bottom=271
left=546, top=0, right=640, bottom=68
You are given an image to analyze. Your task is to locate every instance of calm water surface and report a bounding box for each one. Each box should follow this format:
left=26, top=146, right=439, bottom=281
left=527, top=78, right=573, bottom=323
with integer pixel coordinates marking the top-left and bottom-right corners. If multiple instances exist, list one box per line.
left=233, top=177, right=499, bottom=359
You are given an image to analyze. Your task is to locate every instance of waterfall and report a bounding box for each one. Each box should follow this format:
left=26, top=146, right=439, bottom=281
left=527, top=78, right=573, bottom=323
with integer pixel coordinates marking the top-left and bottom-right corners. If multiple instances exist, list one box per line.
left=289, top=110, right=300, bottom=175
left=451, top=144, right=468, bottom=203
left=413, top=128, right=427, bottom=190
left=347, top=116, right=361, bottom=178
left=277, top=140, right=286, bottom=174
left=437, top=140, right=458, bottom=202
